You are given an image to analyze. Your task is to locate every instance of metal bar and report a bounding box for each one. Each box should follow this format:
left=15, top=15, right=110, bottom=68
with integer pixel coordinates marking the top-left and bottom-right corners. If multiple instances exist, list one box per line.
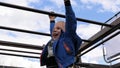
left=75, top=63, right=110, bottom=68
left=0, top=66, right=23, bottom=68
left=0, top=40, right=43, bottom=50
left=104, top=11, right=120, bottom=24
left=82, top=39, right=91, bottom=42
left=0, top=25, right=89, bottom=42
left=0, top=2, right=112, bottom=27
left=78, top=31, right=120, bottom=57
left=0, top=48, right=41, bottom=54
left=107, top=57, right=120, bottom=63
left=107, top=52, right=120, bottom=60
left=77, top=17, right=120, bottom=56
left=0, top=26, right=50, bottom=36
left=112, top=62, right=120, bottom=68
left=0, top=52, right=39, bottom=58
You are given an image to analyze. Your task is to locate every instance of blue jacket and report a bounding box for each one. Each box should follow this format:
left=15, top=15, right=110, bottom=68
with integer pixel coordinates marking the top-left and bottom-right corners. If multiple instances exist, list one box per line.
left=40, top=5, right=82, bottom=68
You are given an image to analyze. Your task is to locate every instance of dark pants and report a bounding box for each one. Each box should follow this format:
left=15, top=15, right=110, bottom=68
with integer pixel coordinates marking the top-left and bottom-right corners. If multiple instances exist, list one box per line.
left=46, top=56, right=58, bottom=68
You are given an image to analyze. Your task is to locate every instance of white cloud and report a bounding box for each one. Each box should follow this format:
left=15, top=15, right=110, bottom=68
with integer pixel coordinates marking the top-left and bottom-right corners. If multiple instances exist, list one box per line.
left=104, top=31, right=120, bottom=58
left=50, top=0, right=63, bottom=8
left=79, top=25, right=120, bottom=64
left=0, top=0, right=51, bottom=45
left=0, top=0, right=49, bottom=68
left=81, top=46, right=103, bottom=64
left=0, top=0, right=39, bottom=7
left=76, top=24, right=105, bottom=64
left=0, top=4, right=103, bottom=67
left=0, top=30, right=50, bottom=45
left=0, top=0, right=119, bottom=67
left=0, top=55, right=41, bottom=68
left=77, top=24, right=101, bottom=39
left=0, top=6, right=51, bottom=45
left=0, top=6, right=49, bottom=30
left=80, top=0, right=120, bottom=13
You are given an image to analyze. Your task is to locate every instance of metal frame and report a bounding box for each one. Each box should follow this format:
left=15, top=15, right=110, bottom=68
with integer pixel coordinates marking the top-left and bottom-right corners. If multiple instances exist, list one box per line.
left=0, top=52, right=39, bottom=58
left=78, top=30, right=120, bottom=57
left=77, top=17, right=120, bottom=56
left=112, top=63, right=120, bottom=68
left=103, top=41, right=120, bottom=63
left=0, top=26, right=89, bottom=42
left=0, top=26, right=50, bottom=36
left=0, top=48, right=40, bottom=54
left=0, top=66, right=23, bottom=68
left=0, top=1, right=120, bottom=68
left=0, top=2, right=112, bottom=27
left=105, top=52, right=120, bottom=63
left=0, top=40, right=43, bottom=50
left=76, top=63, right=110, bottom=68
left=107, top=53, right=120, bottom=60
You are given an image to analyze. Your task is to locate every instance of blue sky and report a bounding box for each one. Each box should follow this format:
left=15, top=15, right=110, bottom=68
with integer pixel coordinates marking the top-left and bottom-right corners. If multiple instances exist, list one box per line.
left=0, top=0, right=120, bottom=68
left=28, top=0, right=117, bottom=22
left=26, top=0, right=117, bottom=22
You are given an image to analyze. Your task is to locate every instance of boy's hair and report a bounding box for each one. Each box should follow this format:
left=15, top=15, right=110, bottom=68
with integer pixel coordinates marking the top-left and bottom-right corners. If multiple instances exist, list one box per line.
left=55, top=21, right=65, bottom=31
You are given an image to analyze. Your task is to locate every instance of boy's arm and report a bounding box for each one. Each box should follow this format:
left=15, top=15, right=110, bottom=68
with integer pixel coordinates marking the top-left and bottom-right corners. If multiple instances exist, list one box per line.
left=49, top=13, right=56, bottom=36
left=64, top=0, right=77, bottom=36
left=50, top=20, right=55, bottom=36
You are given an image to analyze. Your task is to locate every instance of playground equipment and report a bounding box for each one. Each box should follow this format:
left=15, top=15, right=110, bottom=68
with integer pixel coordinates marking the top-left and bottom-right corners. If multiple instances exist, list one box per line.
left=0, top=2, right=120, bottom=68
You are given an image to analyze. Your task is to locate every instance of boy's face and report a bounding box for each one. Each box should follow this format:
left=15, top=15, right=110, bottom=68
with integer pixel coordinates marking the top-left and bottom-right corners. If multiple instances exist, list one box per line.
left=52, top=22, right=65, bottom=40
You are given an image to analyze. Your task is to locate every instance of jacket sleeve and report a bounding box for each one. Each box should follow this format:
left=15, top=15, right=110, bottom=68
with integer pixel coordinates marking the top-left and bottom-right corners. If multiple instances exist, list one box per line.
left=64, top=1, right=82, bottom=55
left=40, top=45, right=48, bottom=66
left=50, top=20, right=55, bottom=37
left=65, top=3, right=77, bottom=37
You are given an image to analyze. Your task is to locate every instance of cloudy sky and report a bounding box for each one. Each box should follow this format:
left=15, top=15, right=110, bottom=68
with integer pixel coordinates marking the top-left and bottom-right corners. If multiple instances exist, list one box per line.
left=0, top=0, right=120, bottom=68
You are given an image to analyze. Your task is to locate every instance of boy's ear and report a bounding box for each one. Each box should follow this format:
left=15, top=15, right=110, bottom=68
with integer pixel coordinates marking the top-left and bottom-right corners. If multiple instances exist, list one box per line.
left=61, top=29, right=64, bottom=33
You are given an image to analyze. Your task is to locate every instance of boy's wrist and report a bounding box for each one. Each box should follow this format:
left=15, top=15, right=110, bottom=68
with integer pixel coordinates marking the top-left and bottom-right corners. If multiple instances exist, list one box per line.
left=50, top=19, right=55, bottom=21
left=50, top=20, right=55, bottom=23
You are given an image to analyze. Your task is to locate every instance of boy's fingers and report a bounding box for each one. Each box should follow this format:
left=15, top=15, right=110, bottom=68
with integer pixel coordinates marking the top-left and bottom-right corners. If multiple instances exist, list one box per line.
left=49, top=11, right=55, bottom=16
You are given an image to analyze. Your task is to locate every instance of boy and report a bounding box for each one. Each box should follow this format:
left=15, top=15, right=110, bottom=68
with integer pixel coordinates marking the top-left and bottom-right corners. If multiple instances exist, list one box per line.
left=40, top=0, right=82, bottom=68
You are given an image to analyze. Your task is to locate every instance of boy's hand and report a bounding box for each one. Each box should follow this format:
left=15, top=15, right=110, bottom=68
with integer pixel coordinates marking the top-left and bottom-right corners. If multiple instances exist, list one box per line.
left=64, top=0, right=70, bottom=2
left=64, top=0, right=71, bottom=6
left=49, top=12, right=56, bottom=21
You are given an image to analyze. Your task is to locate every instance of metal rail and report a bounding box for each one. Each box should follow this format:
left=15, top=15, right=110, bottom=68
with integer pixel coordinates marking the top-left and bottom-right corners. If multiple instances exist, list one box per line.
left=0, top=40, right=43, bottom=50
left=0, top=26, right=50, bottom=36
left=0, top=66, right=23, bottom=68
left=104, top=11, right=120, bottom=24
left=107, top=53, right=120, bottom=60
left=0, top=25, right=89, bottom=42
left=0, top=52, right=39, bottom=58
left=0, top=1, right=119, bottom=60
left=76, top=63, right=110, bottom=68
left=77, top=17, right=120, bottom=56
left=0, top=48, right=40, bottom=54
left=0, top=2, right=112, bottom=27
left=0, top=1, right=119, bottom=68
left=78, top=31, right=120, bottom=57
